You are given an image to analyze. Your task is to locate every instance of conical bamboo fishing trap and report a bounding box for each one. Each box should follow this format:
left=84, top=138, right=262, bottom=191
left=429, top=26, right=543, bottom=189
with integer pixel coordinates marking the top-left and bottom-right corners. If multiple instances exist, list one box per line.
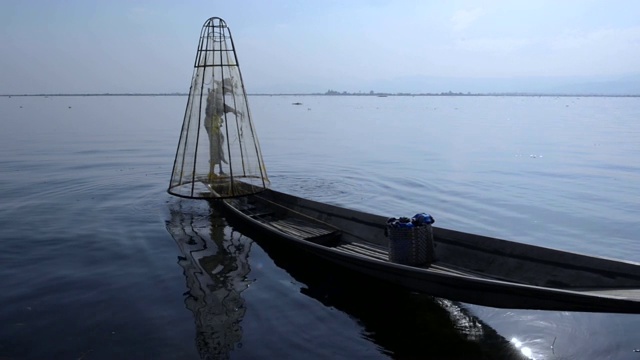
left=168, top=17, right=269, bottom=199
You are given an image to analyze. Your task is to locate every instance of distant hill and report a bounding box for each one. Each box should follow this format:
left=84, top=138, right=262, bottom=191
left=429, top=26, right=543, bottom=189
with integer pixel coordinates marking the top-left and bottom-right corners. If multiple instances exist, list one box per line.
left=248, top=74, right=640, bottom=96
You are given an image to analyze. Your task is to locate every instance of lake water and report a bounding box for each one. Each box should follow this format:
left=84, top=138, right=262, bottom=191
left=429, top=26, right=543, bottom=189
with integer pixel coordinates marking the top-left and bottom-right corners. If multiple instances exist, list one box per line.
left=1, top=94, right=639, bottom=359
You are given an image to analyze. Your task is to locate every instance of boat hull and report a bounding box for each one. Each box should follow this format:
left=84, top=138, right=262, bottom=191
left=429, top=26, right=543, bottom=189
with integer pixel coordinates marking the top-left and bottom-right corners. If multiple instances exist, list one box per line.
left=216, top=188, right=640, bottom=313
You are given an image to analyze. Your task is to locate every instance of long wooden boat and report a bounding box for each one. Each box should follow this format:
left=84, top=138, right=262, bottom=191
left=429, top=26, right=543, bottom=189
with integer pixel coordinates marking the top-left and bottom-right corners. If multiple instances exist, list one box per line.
left=215, top=187, right=640, bottom=314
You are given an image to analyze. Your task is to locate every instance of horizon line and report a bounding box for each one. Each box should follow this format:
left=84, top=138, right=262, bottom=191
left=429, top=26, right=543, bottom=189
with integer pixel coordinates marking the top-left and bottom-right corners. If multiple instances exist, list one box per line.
left=2, top=92, right=640, bottom=98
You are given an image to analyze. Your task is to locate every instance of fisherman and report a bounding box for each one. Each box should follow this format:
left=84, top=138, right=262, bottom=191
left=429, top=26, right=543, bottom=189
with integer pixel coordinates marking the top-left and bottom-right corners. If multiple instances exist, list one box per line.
left=204, top=77, right=239, bottom=178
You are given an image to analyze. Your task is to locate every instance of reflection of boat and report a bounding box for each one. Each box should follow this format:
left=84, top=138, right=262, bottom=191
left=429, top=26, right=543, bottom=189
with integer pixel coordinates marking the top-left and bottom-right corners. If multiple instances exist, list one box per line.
left=217, top=188, right=640, bottom=314
left=166, top=201, right=252, bottom=359
left=222, top=213, right=525, bottom=359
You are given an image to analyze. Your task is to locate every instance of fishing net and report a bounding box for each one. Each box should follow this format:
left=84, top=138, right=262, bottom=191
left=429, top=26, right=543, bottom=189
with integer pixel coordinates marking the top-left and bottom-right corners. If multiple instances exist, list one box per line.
left=169, top=17, right=269, bottom=199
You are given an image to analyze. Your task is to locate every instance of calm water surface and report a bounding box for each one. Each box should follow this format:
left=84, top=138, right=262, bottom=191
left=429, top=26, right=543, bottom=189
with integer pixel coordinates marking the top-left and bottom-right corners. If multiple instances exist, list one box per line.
left=1, top=95, right=639, bottom=359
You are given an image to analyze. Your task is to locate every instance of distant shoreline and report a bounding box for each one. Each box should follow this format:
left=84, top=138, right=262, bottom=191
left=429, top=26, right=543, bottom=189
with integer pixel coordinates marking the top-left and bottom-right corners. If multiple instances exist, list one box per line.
left=2, top=93, right=639, bottom=98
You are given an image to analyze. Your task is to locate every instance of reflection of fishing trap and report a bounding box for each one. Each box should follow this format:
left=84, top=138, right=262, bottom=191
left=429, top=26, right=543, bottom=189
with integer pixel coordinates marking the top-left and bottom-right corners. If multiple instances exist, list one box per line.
left=387, top=225, right=434, bottom=266
left=168, top=17, right=269, bottom=199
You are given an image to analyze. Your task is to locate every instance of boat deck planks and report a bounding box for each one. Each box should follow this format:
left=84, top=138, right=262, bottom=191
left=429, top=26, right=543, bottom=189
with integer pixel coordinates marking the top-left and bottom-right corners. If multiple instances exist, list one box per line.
left=335, top=242, right=388, bottom=261
left=268, top=218, right=335, bottom=239
left=228, top=197, right=340, bottom=241
left=333, top=241, right=496, bottom=279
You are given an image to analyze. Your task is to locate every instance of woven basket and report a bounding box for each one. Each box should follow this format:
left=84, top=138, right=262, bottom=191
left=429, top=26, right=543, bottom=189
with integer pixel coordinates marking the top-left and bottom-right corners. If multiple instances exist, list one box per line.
left=387, top=225, right=434, bottom=266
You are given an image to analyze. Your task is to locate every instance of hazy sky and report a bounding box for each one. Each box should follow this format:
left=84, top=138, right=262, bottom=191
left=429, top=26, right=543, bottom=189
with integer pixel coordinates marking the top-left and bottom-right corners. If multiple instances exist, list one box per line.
left=1, top=0, right=639, bottom=94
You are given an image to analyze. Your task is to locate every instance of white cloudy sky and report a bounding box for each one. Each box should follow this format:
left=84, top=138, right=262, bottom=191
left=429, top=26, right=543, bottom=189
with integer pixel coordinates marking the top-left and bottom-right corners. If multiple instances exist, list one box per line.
left=1, top=0, right=639, bottom=93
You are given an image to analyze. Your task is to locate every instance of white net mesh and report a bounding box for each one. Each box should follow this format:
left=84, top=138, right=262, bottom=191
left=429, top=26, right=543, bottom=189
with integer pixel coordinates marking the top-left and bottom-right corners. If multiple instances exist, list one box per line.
left=169, top=17, right=269, bottom=199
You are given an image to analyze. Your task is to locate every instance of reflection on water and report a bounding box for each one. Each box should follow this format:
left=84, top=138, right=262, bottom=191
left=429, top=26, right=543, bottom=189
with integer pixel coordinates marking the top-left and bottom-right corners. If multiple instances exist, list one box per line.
left=510, top=337, right=534, bottom=359
left=166, top=200, right=252, bottom=360
left=222, top=211, right=527, bottom=359
left=165, top=197, right=526, bottom=358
